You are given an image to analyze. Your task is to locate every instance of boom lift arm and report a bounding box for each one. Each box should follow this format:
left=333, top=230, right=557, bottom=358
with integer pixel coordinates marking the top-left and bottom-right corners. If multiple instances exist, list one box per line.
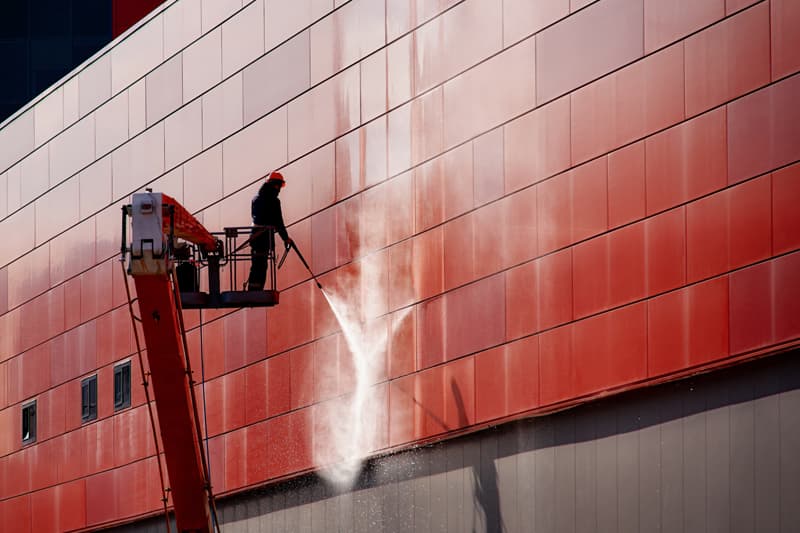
left=121, top=192, right=280, bottom=533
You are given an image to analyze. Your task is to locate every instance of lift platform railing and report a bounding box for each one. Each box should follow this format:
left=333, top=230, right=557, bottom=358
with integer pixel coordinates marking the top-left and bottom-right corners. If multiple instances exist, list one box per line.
left=122, top=197, right=281, bottom=310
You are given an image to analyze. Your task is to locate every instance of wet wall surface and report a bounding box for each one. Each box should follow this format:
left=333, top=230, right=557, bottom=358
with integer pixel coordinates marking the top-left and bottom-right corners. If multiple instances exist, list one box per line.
left=1, top=0, right=799, bottom=530
left=112, top=349, right=800, bottom=533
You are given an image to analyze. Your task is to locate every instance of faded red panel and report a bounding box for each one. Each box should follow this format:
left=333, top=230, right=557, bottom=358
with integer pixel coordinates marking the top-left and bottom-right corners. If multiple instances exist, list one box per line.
left=414, top=365, right=446, bottom=439
left=644, top=0, right=724, bottom=53
left=538, top=158, right=608, bottom=254
left=501, top=186, right=539, bottom=268
left=412, top=226, right=444, bottom=301
left=648, top=277, right=729, bottom=376
left=475, top=346, right=506, bottom=423
left=225, top=369, right=247, bottom=433
left=243, top=307, right=267, bottom=364
left=388, top=307, right=416, bottom=379
left=206, top=436, right=225, bottom=494
left=473, top=129, right=505, bottom=206
left=504, top=97, right=571, bottom=193
left=417, top=295, right=445, bottom=370
left=447, top=274, right=505, bottom=361
left=58, top=479, right=87, bottom=531
left=726, top=0, right=759, bottom=14
left=388, top=374, right=415, bottom=447
left=29, top=438, right=58, bottom=491
left=539, top=324, right=574, bottom=405
left=31, top=486, right=57, bottom=533
left=687, top=176, right=771, bottom=282
left=58, top=427, right=85, bottom=482
left=685, top=3, right=770, bottom=116
left=727, top=75, right=800, bottom=183
left=410, top=87, right=444, bottom=166
left=536, top=0, right=643, bottom=104
left=645, top=108, right=727, bottom=214
left=775, top=252, right=800, bottom=343
left=608, top=142, right=645, bottom=228
left=267, top=408, right=313, bottom=478
left=771, top=0, right=800, bottom=79
left=246, top=421, right=269, bottom=486
left=443, top=357, right=475, bottom=431
left=504, top=0, right=568, bottom=45
left=85, top=470, right=118, bottom=526
left=114, top=407, right=153, bottom=466
left=773, top=164, right=800, bottom=254
left=203, top=378, right=224, bottom=437
left=442, top=143, right=474, bottom=220
left=290, top=344, right=314, bottom=410
left=645, top=207, right=686, bottom=295
left=414, top=158, right=445, bottom=233
left=574, top=224, right=645, bottom=319
left=84, top=418, right=115, bottom=474
left=223, top=311, right=245, bottom=372
left=443, top=38, right=535, bottom=149
left=267, top=282, right=313, bottom=355
left=311, top=207, right=337, bottom=274
left=572, top=235, right=610, bottom=319
left=574, top=303, right=647, bottom=395
left=224, top=429, right=247, bottom=492
left=388, top=240, right=414, bottom=311
left=443, top=213, right=475, bottom=291
left=6, top=447, right=30, bottom=496
left=267, top=352, right=291, bottom=417
left=243, top=360, right=268, bottom=425
left=1, top=494, right=31, bottom=533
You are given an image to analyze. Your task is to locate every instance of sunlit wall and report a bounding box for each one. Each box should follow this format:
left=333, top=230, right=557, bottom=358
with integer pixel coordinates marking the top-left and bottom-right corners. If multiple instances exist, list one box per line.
left=0, top=0, right=799, bottom=530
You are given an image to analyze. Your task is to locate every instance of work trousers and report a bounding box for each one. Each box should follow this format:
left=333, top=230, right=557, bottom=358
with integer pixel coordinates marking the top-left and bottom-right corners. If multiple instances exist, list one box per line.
left=247, top=226, right=275, bottom=290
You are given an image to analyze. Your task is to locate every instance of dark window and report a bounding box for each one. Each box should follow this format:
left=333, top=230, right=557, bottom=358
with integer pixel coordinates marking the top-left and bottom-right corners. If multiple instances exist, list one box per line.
left=81, top=375, right=98, bottom=422
left=114, top=361, right=131, bottom=411
left=22, top=401, right=36, bottom=444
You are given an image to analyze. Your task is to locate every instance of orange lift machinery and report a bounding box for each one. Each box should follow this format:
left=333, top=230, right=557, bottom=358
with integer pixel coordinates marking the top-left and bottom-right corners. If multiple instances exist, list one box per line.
left=120, top=191, right=283, bottom=533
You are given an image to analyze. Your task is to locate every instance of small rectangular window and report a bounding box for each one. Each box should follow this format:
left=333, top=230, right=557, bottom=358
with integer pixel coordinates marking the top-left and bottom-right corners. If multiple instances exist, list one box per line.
left=22, top=401, right=36, bottom=444
left=114, top=361, right=131, bottom=411
left=81, top=375, right=98, bottom=423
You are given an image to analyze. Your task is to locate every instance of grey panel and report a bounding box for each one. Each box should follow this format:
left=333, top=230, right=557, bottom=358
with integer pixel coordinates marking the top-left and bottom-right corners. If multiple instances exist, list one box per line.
left=780, top=387, right=800, bottom=532
left=683, top=389, right=707, bottom=533
left=107, top=350, right=800, bottom=533
left=730, top=379, right=756, bottom=533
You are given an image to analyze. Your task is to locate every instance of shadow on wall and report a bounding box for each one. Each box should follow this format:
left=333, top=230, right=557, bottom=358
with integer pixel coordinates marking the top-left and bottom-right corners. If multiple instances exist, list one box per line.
left=109, top=348, right=800, bottom=532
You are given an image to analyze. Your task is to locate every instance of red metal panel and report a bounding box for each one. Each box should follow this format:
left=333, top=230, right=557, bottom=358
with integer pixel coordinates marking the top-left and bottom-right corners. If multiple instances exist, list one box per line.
left=267, top=409, right=313, bottom=478
left=773, top=163, right=800, bottom=254
left=475, top=347, right=506, bottom=423
left=443, top=213, right=475, bottom=290
left=267, top=282, right=313, bottom=355
left=6, top=446, right=31, bottom=496
left=775, top=252, right=800, bottom=343
left=289, top=345, right=314, bottom=409
left=771, top=0, right=800, bottom=79
left=685, top=3, right=770, bottom=115
left=536, top=0, right=643, bottom=104
left=85, top=470, right=118, bottom=526
left=644, top=0, right=724, bottom=53
left=246, top=421, right=269, bottom=486
left=85, top=417, right=115, bottom=475
left=645, top=207, right=686, bottom=295
left=207, top=436, right=226, bottom=494
left=574, top=302, right=647, bottom=396
left=2, top=494, right=31, bottom=533
left=411, top=87, right=445, bottom=166
left=648, top=277, right=729, bottom=376
left=224, top=429, right=247, bottom=492
left=203, top=377, right=224, bottom=437
left=474, top=129, right=505, bottom=206
left=388, top=374, right=415, bottom=447
left=645, top=107, right=728, bottom=215
left=244, top=360, right=268, bottom=425
left=417, top=296, right=445, bottom=370
left=31, top=486, right=57, bottom=533
left=539, top=324, right=574, bottom=405
left=58, top=479, right=87, bottom=532
left=223, top=311, right=246, bottom=372
left=443, top=356, right=475, bottom=431
left=268, top=352, right=292, bottom=416
left=388, top=307, right=416, bottom=379
left=225, top=369, right=247, bottom=433
left=58, top=428, right=85, bottom=482
left=501, top=186, right=539, bottom=268
left=687, top=176, right=771, bottom=282
left=476, top=336, right=541, bottom=423
left=30, top=438, right=59, bottom=490
left=608, top=142, right=646, bottom=229
left=504, top=97, right=571, bottom=193
left=415, top=365, right=446, bottom=439
left=728, top=74, right=800, bottom=183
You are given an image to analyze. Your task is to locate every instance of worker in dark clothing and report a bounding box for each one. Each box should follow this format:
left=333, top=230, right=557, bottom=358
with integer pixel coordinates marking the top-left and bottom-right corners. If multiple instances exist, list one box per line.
left=247, top=171, right=293, bottom=291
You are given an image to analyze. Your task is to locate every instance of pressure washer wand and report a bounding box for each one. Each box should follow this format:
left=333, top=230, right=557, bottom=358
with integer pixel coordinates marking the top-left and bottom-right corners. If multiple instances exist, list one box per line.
left=290, top=242, right=323, bottom=290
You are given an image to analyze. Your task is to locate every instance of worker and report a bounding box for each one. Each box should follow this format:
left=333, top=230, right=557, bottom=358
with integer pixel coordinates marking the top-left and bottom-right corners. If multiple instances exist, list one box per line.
left=247, top=171, right=293, bottom=291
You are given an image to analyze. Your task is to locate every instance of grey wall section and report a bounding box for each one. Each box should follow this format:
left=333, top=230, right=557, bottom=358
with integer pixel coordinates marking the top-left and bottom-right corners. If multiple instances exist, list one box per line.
left=111, top=350, right=800, bottom=533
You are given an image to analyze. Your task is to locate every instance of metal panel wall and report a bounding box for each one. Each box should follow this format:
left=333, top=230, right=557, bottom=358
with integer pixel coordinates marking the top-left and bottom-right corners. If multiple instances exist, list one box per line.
left=110, top=349, right=800, bottom=533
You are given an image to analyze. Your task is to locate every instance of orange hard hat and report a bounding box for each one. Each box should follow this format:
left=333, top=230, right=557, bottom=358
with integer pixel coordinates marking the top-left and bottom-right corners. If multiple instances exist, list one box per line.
left=267, top=171, right=286, bottom=188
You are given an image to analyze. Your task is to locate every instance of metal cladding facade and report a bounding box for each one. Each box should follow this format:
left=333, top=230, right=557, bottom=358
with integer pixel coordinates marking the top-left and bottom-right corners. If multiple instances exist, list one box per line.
left=0, top=0, right=799, bottom=531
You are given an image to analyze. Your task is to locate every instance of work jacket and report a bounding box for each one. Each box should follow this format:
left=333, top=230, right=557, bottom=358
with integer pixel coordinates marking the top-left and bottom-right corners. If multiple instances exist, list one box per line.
left=251, top=186, right=289, bottom=243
